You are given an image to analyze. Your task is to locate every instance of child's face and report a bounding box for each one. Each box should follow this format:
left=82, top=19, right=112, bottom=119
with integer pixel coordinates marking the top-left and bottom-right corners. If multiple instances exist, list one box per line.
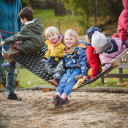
left=95, top=47, right=102, bottom=53
left=48, top=33, right=59, bottom=44
left=20, top=18, right=28, bottom=25
left=85, top=34, right=91, bottom=44
left=65, top=35, right=76, bottom=48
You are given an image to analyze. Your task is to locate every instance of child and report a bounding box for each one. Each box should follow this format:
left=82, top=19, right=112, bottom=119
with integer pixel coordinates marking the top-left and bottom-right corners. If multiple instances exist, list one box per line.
left=73, top=26, right=101, bottom=89
left=43, top=26, right=65, bottom=87
left=51, top=29, right=88, bottom=107
left=85, top=26, right=101, bottom=79
left=1, top=7, right=44, bottom=68
left=92, top=31, right=126, bottom=71
left=118, top=0, right=128, bottom=48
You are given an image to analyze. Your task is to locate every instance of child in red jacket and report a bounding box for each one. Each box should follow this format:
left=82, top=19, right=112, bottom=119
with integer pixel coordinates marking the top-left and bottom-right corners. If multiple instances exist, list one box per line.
left=74, top=26, right=101, bottom=89
left=85, top=26, right=101, bottom=79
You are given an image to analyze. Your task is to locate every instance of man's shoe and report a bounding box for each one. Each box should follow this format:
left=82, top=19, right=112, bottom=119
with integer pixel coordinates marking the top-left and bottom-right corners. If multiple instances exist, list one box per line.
left=55, top=97, right=69, bottom=107
left=3, top=62, right=15, bottom=69
left=7, top=93, right=22, bottom=101
left=49, top=78, right=59, bottom=87
left=51, top=95, right=60, bottom=104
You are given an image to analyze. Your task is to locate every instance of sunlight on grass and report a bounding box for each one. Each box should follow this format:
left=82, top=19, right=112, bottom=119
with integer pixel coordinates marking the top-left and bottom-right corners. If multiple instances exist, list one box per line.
left=18, top=67, right=128, bottom=89
left=18, top=68, right=51, bottom=88
left=34, top=9, right=85, bottom=35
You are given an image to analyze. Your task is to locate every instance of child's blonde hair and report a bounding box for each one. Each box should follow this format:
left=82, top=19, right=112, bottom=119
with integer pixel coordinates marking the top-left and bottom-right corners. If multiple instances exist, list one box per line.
left=45, top=26, right=59, bottom=39
left=64, top=29, right=79, bottom=44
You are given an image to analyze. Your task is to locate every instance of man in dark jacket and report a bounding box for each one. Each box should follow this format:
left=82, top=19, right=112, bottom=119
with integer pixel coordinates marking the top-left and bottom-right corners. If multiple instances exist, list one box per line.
left=0, top=0, right=22, bottom=100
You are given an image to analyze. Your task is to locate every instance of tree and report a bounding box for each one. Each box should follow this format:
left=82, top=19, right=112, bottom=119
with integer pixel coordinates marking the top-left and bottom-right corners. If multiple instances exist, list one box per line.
left=58, top=0, right=123, bottom=30
left=58, top=0, right=93, bottom=30
left=22, top=0, right=35, bottom=7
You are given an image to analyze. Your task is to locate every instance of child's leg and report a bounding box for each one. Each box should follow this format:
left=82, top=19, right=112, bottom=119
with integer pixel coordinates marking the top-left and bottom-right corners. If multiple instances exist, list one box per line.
left=45, top=58, right=58, bottom=75
left=55, top=68, right=81, bottom=107
left=54, top=59, right=65, bottom=79
left=51, top=71, right=69, bottom=104
left=63, top=68, right=81, bottom=96
left=2, top=42, right=20, bottom=69
left=56, top=69, right=72, bottom=94
left=49, top=59, right=65, bottom=87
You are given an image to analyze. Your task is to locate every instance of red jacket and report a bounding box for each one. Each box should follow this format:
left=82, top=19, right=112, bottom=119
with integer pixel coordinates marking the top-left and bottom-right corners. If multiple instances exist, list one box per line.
left=118, top=0, right=128, bottom=41
left=86, top=46, right=100, bottom=79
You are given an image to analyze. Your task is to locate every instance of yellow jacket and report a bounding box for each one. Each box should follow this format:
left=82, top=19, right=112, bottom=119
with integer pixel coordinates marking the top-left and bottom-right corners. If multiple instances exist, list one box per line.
left=45, top=39, right=65, bottom=61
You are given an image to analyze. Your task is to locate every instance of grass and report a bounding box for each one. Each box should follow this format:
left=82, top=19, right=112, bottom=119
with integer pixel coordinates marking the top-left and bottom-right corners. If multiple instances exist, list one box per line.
left=17, top=68, right=51, bottom=88
left=33, top=9, right=118, bottom=36
left=17, top=67, right=128, bottom=89
left=34, top=9, right=82, bottom=35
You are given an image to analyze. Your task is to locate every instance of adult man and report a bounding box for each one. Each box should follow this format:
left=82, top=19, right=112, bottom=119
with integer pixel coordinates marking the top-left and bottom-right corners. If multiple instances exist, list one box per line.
left=0, top=0, right=22, bottom=100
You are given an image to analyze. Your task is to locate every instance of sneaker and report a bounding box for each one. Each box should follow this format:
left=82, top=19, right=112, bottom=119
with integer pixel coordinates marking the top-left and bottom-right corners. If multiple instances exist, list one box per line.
left=51, top=95, right=60, bottom=104
left=55, top=97, right=69, bottom=108
left=2, top=62, right=15, bottom=69
left=7, top=92, right=22, bottom=101
left=49, top=78, right=59, bottom=87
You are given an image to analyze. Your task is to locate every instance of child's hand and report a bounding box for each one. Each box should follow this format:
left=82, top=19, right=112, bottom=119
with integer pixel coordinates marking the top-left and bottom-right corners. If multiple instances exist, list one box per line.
left=83, top=75, right=88, bottom=80
left=42, top=59, right=46, bottom=62
left=104, top=73, right=108, bottom=77
left=1, top=41, right=5, bottom=46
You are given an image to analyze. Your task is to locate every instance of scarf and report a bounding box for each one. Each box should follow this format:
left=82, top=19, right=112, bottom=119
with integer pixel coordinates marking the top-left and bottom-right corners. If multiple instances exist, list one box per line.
left=52, top=35, right=62, bottom=47
left=64, top=44, right=77, bottom=54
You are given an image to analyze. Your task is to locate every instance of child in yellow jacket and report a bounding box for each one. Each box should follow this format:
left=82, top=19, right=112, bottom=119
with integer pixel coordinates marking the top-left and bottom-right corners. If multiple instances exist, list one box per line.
left=43, top=26, right=65, bottom=87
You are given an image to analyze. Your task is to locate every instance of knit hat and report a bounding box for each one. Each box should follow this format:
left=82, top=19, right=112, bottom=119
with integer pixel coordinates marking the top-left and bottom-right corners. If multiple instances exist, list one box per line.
left=92, top=31, right=107, bottom=49
left=86, top=26, right=101, bottom=40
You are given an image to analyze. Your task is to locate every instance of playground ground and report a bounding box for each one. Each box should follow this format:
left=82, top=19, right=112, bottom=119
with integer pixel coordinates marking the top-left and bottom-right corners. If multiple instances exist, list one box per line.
left=0, top=89, right=128, bottom=128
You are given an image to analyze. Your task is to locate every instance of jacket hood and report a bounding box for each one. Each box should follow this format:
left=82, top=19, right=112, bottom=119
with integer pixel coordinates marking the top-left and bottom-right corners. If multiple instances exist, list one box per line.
left=26, top=18, right=44, bottom=34
left=122, top=0, right=128, bottom=9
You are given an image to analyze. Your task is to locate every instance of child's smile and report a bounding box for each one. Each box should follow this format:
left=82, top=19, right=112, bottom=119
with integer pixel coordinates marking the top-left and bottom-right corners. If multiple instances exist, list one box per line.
left=65, top=35, right=76, bottom=48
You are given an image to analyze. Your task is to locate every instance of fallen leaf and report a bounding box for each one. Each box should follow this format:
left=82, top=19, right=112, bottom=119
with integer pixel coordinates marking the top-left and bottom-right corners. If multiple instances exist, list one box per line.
left=27, top=81, right=32, bottom=85
left=112, top=112, right=117, bottom=114
left=42, top=88, right=50, bottom=92
left=123, top=82, right=128, bottom=86
left=32, top=120, right=36, bottom=122
left=106, top=107, right=109, bottom=112
left=113, top=78, right=118, bottom=80
left=98, top=95, right=102, bottom=98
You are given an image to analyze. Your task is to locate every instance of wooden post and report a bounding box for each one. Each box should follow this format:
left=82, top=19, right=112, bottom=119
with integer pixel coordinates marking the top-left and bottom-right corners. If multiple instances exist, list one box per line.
left=101, top=77, right=104, bottom=84
left=118, top=68, right=123, bottom=81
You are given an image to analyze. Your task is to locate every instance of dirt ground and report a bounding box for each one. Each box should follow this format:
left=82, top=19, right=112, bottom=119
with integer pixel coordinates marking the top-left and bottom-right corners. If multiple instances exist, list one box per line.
left=0, top=89, right=128, bottom=128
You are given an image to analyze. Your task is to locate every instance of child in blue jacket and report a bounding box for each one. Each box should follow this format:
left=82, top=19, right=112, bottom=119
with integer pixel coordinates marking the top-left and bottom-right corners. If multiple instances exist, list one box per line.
left=51, top=29, right=88, bottom=107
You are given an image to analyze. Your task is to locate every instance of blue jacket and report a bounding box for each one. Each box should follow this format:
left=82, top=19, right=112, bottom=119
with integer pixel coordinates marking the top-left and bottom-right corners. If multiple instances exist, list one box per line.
left=0, top=0, right=22, bottom=53
left=64, top=43, right=88, bottom=76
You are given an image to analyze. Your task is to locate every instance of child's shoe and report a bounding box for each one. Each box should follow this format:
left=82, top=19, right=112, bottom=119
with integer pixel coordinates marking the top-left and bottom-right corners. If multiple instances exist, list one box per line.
left=2, top=62, right=15, bottom=69
left=49, top=78, right=59, bottom=87
left=51, top=95, right=60, bottom=104
left=55, top=97, right=69, bottom=108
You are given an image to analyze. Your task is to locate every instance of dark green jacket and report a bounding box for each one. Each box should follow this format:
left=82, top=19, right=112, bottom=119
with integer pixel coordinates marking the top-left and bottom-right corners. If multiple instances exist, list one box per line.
left=4, top=18, right=44, bottom=54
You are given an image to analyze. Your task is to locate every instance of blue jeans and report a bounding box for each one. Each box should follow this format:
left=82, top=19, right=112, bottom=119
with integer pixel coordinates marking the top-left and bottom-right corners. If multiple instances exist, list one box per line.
left=56, top=68, right=81, bottom=96
left=0, top=54, right=15, bottom=95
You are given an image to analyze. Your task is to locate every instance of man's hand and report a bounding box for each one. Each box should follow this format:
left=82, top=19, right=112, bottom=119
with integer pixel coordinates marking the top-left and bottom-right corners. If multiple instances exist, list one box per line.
left=1, top=41, right=5, bottom=47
